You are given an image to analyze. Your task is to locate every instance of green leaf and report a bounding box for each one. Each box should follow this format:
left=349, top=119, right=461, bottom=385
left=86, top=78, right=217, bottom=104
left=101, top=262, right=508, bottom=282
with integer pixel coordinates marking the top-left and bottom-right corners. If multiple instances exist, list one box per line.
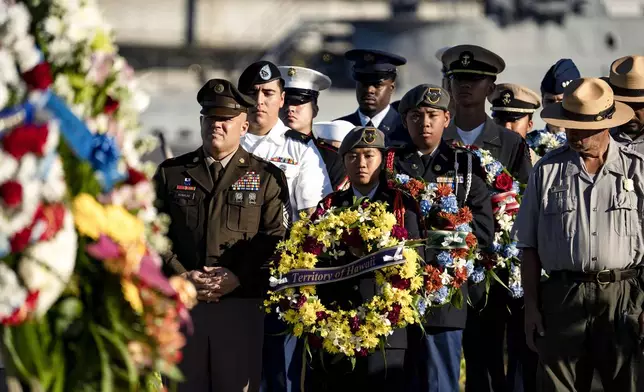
left=379, top=339, right=387, bottom=378
left=2, top=327, right=32, bottom=381
left=349, top=356, right=356, bottom=371
left=96, top=326, right=138, bottom=392
left=489, top=269, right=510, bottom=291
left=330, top=353, right=344, bottom=365
left=156, top=360, right=184, bottom=382
left=89, top=324, right=114, bottom=392
left=450, top=288, right=464, bottom=309
left=20, top=323, right=47, bottom=382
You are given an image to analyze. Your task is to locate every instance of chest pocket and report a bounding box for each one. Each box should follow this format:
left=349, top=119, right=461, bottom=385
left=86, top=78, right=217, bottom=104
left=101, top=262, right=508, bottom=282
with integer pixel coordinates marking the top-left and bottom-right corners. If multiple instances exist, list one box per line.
left=226, top=190, right=265, bottom=233
left=610, top=193, right=637, bottom=236
left=544, top=191, right=577, bottom=239
left=171, top=192, right=200, bottom=230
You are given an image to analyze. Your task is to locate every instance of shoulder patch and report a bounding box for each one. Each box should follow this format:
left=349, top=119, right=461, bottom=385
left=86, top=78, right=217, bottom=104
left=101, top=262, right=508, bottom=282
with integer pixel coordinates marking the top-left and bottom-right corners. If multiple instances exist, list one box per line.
left=285, top=129, right=312, bottom=144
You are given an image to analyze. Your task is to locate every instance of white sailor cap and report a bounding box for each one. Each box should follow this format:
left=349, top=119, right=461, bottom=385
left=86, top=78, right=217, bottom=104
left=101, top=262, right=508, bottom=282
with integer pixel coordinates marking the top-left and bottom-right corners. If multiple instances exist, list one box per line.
left=278, top=66, right=332, bottom=103
left=312, top=120, right=355, bottom=143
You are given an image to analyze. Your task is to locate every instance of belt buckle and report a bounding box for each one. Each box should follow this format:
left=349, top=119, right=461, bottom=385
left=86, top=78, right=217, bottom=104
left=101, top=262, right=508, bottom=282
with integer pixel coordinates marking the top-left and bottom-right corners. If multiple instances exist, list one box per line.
left=596, top=269, right=611, bottom=285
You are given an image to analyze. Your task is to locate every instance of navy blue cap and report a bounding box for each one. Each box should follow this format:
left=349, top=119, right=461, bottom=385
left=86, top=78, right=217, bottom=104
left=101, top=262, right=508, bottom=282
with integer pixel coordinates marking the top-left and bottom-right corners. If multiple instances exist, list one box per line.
left=540, top=59, right=580, bottom=95
left=344, top=49, right=407, bottom=83
left=238, top=60, right=283, bottom=94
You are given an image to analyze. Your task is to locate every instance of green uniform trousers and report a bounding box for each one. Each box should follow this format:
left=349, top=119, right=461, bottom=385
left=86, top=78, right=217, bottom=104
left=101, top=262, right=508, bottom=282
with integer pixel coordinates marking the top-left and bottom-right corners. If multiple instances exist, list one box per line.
left=536, top=275, right=644, bottom=392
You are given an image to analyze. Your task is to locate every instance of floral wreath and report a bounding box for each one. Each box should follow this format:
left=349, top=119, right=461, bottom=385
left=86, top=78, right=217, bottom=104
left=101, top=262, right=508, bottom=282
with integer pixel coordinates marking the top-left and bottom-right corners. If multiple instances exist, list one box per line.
left=526, top=129, right=567, bottom=158
left=451, top=142, right=524, bottom=298
left=264, top=197, right=424, bottom=359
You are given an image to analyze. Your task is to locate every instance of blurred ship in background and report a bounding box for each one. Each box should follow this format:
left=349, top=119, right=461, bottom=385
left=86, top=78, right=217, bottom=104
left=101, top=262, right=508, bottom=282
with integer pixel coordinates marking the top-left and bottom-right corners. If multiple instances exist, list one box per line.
left=98, top=0, right=644, bottom=159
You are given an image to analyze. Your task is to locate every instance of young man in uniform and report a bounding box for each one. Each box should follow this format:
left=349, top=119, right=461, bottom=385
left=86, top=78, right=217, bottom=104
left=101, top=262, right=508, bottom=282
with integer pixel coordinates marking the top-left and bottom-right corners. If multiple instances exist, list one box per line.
left=489, top=83, right=542, bottom=164
left=277, top=65, right=346, bottom=191
left=236, top=60, right=332, bottom=392
left=154, top=79, right=290, bottom=392
left=335, top=49, right=410, bottom=145
left=312, top=120, right=354, bottom=149
left=538, top=58, right=581, bottom=135
left=393, top=84, right=494, bottom=392
left=606, top=55, right=644, bottom=153
left=439, top=44, right=532, bottom=392
left=513, top=77, right=644, bottom=392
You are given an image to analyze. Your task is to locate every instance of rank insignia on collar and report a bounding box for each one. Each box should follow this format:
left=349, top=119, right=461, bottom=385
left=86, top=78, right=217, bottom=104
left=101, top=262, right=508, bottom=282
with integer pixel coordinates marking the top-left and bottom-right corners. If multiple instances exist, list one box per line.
left=425, top=88, right=441, bottom=104
left=231, top=171, right=261, bottom=191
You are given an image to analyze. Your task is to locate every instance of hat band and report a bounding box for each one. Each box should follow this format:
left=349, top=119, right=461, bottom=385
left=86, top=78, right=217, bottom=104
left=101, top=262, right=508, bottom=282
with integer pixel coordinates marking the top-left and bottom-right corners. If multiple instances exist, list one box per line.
left=447, top=69, right=498, bottom=77
left=491, top=98, right=536, bottom=110
left=352, top=70, right=396, bottom=82
left=610, top=82, right=644, bottom=98
left=491, top=106, right=537, bottom=114
left=561, top=104, right=616, bottom=122
left=285, top=88, right=320, bottom=100
left=200, top=100, right=246, bottom=111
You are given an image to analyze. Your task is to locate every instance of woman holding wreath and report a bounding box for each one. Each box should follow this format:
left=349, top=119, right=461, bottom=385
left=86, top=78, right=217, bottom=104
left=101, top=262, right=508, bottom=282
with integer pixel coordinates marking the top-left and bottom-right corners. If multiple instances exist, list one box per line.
left=304, top=126, right=423, bottom=392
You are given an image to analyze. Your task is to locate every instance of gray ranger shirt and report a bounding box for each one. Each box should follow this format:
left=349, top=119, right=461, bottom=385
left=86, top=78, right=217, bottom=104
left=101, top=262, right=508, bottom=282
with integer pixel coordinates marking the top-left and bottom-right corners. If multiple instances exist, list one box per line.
left=512, top=139, right=644, bottom=272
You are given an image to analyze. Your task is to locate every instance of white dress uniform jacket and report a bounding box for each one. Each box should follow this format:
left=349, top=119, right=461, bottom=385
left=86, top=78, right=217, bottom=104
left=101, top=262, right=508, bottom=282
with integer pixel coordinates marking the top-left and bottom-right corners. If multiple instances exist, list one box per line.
left=241, top=119, right=332, bottom=219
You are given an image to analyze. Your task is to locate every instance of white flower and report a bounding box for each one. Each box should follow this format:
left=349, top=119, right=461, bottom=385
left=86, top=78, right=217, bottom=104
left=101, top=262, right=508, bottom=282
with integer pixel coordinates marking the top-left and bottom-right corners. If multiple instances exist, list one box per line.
left=19, top=210, right=77, bottom=317
left=43, top=16, right=64, bottom=36
left=442, top=232, right=463, bottom=248
left=0, top=83, right=9, bottom=110
left=623, top=178, right=634, bottom=192
left=53, top=74, right=75, bottom=101
left=40, top=156, right=66, bottom=203
left=0, top=50, right=19, bottom=86
left=13, top=36, right=41, bottom=73
left=440, top=270, right=453, bottom=285
left=497, top=213, right=514, bottom=232
left=0, top=263, right=28, bottom=320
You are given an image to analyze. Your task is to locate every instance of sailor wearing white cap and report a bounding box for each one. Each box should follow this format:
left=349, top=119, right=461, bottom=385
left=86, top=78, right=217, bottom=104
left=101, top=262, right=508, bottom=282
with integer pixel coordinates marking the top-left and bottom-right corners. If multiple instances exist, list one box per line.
left=278, top=66, right=347, bottom=190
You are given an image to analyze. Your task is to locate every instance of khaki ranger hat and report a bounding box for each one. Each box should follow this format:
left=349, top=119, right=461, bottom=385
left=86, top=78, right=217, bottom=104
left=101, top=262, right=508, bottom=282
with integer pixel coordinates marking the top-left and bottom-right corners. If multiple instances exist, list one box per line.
left=541, top=78, right=634, bottom=130
left=441, top=44, right=506, bottom=77
left=338, top=126, right=386, bottom=157
left=197, top=79, right=256, bottom=118
left=607, top=55, right=644, bottom=103
left=398, top=84, right=451, bottom=115
left=489, top=83, right=541, bottom=121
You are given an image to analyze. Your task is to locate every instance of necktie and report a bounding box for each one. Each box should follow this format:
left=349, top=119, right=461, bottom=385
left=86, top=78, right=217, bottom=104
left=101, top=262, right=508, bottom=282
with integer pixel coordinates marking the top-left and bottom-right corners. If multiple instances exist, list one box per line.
left=209, top=161, right=224, bottom=187
left=421, top=153, right=433, bottom=169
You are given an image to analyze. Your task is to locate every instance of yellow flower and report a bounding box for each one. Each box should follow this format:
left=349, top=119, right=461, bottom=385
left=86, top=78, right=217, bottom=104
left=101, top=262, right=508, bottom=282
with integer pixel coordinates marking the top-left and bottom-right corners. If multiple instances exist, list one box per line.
left=73, top=193, right=107, bottom=239
left=169, top=276, right=198, bottom=309
left=105, top=205, right=145, bottom=246
left=122, top=279, right=143, bottom=313
left=293, top=323, right=304, bottom=337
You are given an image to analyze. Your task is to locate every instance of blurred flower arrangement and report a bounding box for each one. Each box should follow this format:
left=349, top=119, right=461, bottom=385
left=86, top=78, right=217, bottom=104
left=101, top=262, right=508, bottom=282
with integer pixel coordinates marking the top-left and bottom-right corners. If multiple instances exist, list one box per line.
left=452, top=143, right=525, bottom=298
left=264, top=199, right=423, bottom=360
left=0, top=1, right=195, bottom=391
left=526, top=129, right=567, bottom=158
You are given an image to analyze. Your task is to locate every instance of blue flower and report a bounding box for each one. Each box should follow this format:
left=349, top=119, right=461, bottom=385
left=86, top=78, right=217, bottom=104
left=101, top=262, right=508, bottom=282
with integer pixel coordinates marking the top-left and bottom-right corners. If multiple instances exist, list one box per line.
left=436, top=251, right=453, bottom=267
left=486, top=161, right=503, bottom=177
left=490, top=242, right=502, bottom=253
left=509, top=285, right=524, bottom=298
left=465, top=260, right=475, bottom=275
left=417, top=297, right=428, bottom=316
left=440, top=195, right=458, bottom=213
left=555, top=132, right=567, bottom=143
left=511, top=181, right=520, bottom=194
left=470, top=266, right=485, bottom=283
left=472, top=149, right=483, bottom=159
left=455, top=223, right=472, bottom=233
left=427, top=183, right=438, bottom=191
left=431, top=286, right=449, bottom=305
left=502, top=244, right=520, bottom=259
left=420, top=199, right=433, bottom=216
left=395, top=173, right=410, bottom=184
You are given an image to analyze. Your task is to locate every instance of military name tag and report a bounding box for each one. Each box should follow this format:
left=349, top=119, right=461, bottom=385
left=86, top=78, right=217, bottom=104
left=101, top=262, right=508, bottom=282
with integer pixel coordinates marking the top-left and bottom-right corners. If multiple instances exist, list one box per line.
left=436, top=176, right=464, bottom=183
left=174, top=191, right=195, bottom=200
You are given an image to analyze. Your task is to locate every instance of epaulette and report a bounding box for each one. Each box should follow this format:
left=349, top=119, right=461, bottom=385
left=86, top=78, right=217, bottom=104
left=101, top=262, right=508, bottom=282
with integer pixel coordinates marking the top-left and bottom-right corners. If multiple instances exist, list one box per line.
left=314, top=139, right=338, bottom=153
left=284, top=129, right=312, bottom=144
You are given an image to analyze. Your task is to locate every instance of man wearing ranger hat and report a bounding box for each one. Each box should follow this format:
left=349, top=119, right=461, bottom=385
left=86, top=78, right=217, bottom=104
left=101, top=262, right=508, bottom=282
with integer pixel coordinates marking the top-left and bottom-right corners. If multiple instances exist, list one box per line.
left=512, top=77, right=644, bottom=391
left=606, top=55, right=644, bottom=154
left=489, top=83, right=542, bottom=164
left=154, top=79, right=290, bottom=392
left=392, top=83, right=494, bottom=392
left=277, top=65, right=346, bottom=191
left=335, top=49, right=410, bottom=144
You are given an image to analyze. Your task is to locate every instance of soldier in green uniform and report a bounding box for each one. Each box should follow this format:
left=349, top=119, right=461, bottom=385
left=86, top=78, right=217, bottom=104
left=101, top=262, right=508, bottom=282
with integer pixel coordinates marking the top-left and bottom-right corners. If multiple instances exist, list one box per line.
left=513, top=78, right=644, bottom=392
left=154, top=79, right=290, bottom=392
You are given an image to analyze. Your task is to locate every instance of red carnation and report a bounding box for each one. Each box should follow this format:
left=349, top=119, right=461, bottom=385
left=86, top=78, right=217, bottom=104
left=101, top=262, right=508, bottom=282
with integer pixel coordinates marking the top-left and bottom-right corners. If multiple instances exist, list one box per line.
left=308, top=334, right=323, bottom=349
left=126, top=167, right=147, bottom=185
left=424, top=265, right=443, bottom=292
left=104, top=96, right=120, bottom=115
left=391, top=225, right=408, bottom=240
left=302, top=236, right=324, bottom=256
left=2, top=124, right=49, bottom=159
left=10, top=226, right=32, bottom=253
left=390, top=275, right=411, bottom=290
left=356, top=348, right=369, bottom=357
left=315, top=311, right=329, bottom=322
left=310, top=206, right=326, bottom=221
left=494, top=173, right=514, bottom=192
left=295, top=295, right=307, bottom=309
left=22, top=63, right=53, bottom=90
left=349, top=315, right=361, bottom=333
left=480, top=252, right=497, bottom=270
left=0, top=181, right=23, bottom=207
left=341, top=228, right=363, bottom=248
left=2, top=291, right=39, bottom=326
left=386, top=303, right=402, bottom=325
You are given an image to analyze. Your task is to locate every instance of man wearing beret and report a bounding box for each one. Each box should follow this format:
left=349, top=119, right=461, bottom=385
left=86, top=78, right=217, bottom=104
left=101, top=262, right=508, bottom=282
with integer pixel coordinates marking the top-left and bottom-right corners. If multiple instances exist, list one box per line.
left=154, top=79, right=290, bottom=392
left=335, top=49, right=411, bottom=145
left=392, top=84, right=494, bottom=392
left=236, top=60, right=332, bottom=392
left=489, top=83, right=542, bottom=164
left=607, top=55, right=644, bottom=154
left=277, top=65, right=346, bottom=191
left=438, top=44, right=533, bottom=392
left=540, top=58, right=581, bottom=135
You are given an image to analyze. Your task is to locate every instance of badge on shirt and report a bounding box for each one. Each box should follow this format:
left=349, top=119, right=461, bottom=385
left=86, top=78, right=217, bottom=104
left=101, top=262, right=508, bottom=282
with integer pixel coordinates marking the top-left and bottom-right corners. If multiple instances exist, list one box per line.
left=231, top=171, right=261, bottom=191
left=176, top=184, right=196, bottom=191
left=174, top=191, right=195, bottom=200
left=270, top=157, right=298, bottom=165
left=436, top=175, right=464, bottom=184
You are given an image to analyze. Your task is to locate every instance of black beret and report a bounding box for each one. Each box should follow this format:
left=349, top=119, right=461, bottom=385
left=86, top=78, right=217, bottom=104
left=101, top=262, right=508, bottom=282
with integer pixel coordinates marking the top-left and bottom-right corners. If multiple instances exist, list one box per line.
left=237, top=60, right=283, bottom=94
left=197, top=79, right=255, bottom=117
left=344, top=49, right=407, bottom=83
left=540, top=59, right=581, bottom=95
